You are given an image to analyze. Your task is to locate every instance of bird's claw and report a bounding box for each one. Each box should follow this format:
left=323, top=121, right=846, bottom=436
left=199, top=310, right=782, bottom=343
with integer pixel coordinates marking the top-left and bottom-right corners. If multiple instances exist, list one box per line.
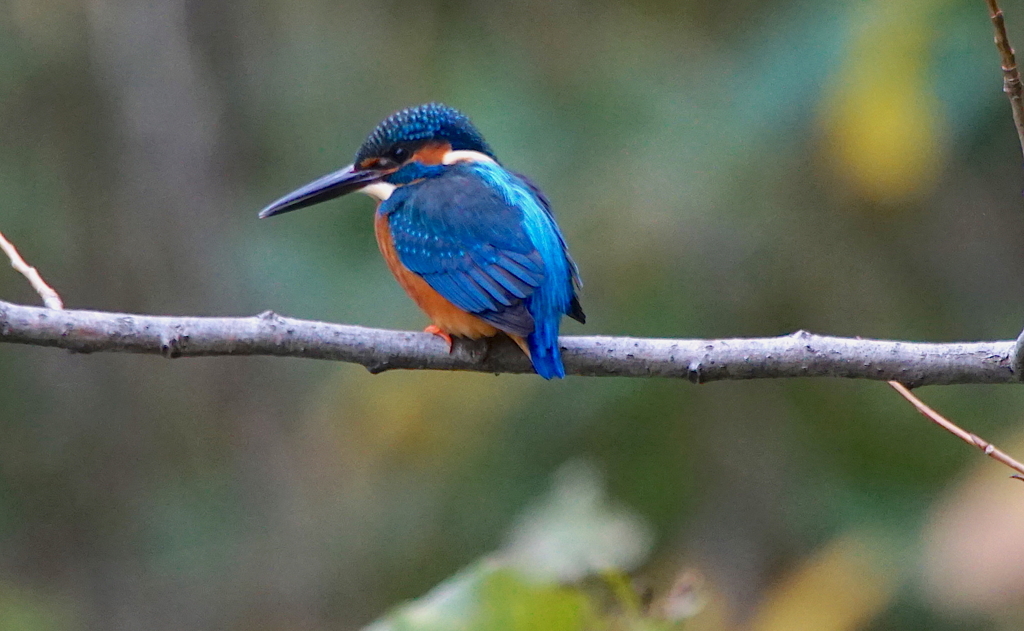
left=424, top=325, right=454, bottom=353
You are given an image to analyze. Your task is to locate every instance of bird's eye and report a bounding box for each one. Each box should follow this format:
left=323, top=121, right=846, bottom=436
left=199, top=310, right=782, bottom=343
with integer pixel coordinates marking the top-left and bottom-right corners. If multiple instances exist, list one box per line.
left=388, top=146, right=411, bottom=163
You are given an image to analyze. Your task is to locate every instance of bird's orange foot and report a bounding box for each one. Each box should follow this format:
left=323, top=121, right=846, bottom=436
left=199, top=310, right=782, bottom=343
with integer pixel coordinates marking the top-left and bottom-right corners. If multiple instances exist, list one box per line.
left=424, top=324, right=454, bottom=352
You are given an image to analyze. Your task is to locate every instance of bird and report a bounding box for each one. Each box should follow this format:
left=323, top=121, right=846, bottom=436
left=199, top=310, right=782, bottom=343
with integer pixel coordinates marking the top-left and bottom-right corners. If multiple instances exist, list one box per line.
left=259, top=103, right=585, bottom=379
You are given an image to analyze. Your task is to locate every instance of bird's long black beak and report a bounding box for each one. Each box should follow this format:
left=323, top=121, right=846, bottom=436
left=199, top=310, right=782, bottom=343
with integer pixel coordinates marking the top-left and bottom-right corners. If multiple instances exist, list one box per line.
left=258, top=164, right=386, bottom=218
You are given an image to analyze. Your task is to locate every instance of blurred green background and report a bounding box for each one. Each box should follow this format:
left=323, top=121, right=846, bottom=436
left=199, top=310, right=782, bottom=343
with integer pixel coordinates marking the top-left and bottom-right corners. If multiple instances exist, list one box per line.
left=3, top=0, right=1024, bottom=629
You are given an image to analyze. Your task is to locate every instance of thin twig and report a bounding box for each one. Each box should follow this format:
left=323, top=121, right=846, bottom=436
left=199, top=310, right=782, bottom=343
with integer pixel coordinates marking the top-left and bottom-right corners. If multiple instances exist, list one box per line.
left=0, top=299, right=1016, bottom=384
left=888, top=381, right=1024, bottom=478
left=986, top=0, right=1024, bottom=161
left=0, top=231, right=63, bottom=310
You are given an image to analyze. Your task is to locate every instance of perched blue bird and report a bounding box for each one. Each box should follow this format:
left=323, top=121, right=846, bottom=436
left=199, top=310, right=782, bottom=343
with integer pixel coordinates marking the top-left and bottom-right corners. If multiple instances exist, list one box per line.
left=259, top=103, right=584, bottom=378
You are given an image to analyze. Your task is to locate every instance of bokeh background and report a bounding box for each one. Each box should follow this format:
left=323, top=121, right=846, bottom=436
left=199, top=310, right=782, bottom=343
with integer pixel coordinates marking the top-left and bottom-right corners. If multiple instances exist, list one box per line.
left=3, top=0, right=1024, bottom=629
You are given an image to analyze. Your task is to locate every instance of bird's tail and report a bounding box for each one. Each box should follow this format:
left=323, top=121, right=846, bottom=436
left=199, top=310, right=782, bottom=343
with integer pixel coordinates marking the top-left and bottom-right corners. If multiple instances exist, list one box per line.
left=524, top=319, right=565, bottom=379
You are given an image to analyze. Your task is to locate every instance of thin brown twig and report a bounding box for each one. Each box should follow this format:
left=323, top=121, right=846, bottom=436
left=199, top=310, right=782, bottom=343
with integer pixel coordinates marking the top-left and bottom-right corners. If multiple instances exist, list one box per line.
left=0, top=230, right=63, bottom=310
left=986, top=0, right=1024, bottom=161
left=888, top=381, right=1024, bottom=479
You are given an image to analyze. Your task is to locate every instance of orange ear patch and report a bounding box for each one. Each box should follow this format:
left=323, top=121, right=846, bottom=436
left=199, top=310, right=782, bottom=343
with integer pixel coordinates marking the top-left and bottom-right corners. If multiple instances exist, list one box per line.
left=412, top=141, right=453, bottom=166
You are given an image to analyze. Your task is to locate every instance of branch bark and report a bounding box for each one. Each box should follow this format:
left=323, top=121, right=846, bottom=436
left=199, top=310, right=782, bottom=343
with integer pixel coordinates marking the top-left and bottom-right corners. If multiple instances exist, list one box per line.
left=0, top=300, right=1015, bottom=386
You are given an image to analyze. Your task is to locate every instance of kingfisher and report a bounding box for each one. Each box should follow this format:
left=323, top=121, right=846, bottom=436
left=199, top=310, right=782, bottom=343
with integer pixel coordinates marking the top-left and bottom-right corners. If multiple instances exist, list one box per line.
left=259, top=103, right=585, bottom=378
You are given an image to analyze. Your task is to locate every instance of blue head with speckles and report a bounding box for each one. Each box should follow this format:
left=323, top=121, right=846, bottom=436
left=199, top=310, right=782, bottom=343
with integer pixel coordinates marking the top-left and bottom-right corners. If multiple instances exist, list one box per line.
left=354, top=103, right=496, bottom=165
left=259, top=104, right=498, bottom=218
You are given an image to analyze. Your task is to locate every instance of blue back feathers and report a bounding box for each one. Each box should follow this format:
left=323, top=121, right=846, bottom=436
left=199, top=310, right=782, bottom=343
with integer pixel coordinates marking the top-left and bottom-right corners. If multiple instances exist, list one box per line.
left=464, top=162, right=579, bottom=379
left=356, top=103, right=496, bottom=164
left=381, top=161, right=582, bottom=379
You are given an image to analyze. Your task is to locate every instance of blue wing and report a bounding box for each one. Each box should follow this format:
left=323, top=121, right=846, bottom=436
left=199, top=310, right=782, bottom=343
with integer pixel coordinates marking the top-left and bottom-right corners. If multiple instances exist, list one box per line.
left=516, top=173, right=585, bottom=324
left=382, top=165, right=545, bottom=337
left=383, top=161, right=584, bottom=378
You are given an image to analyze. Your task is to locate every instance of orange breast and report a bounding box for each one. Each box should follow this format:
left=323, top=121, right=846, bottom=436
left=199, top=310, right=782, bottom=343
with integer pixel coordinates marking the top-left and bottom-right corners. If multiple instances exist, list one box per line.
left=375, top=211, right=501, bottom=340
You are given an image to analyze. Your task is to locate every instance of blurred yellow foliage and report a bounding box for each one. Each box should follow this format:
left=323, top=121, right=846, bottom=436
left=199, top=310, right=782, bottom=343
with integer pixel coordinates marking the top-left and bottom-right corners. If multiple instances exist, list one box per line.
left=315, top=369, right=530, bottom=474
left=748, top=534, right=895, bottom=631
left=820, top=0, right=946, bottom=204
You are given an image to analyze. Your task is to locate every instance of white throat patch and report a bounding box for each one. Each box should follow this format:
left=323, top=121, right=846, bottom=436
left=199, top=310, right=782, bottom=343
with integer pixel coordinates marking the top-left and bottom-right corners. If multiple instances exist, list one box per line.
left=360, top=181, right=396, bottom=201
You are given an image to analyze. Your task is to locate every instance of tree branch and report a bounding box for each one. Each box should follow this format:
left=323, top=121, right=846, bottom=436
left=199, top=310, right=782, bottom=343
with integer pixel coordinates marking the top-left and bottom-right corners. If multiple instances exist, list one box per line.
left=0, top=300, right=1015, bottom=385
left=986, top=0, right=1024, bottom=161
